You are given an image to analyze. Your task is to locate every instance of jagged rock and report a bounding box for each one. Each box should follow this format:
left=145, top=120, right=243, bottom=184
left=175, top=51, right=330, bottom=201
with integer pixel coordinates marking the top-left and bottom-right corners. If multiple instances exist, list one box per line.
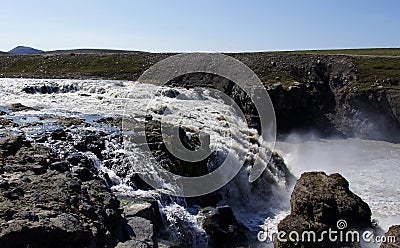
left=272, top=82, right=284, bottom=91
left=162, top=89, right=181, bottom=98
left=0, top=135, right=127, bottom=248
left=143, top=119, right=210, bottom=177
left=275, top=172, right=372, bottom=248
left=124, top=200, right=162, bottom=230
left=22, top=84, right=61, bottom=94
left=201, top=206, right=247, bottom=247
left=73, top=132, right=106, bottom=158
left=67, top=153, right=97, bottom=181
left=381, top=225, right=400, bottom=248
left=50, top=128, right=66, bottom=140
left=0, top=135, right=23, bottom=157
left=120, top=217, right=157, bottom=248
left=96, top=117, right=123, bottom=128
left=185, top=191, right=223, bottom=208
left=8, top=103, right=34, bottom=112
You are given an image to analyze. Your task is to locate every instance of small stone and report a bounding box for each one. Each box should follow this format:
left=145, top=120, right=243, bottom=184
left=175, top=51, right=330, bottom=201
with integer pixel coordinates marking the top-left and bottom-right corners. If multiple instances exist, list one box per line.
left=50, top=129, right=66, bottom=140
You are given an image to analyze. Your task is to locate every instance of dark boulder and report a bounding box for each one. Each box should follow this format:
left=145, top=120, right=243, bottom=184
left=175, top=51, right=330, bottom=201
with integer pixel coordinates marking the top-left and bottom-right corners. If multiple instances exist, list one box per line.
left=0, top=135, right=24, bottom=157
left=74, top=133, right=106, bottom=158
left=275, top=172, right=372, bottom=248
left=143, top=119, right=210, bottom=177
left=201, top=206, right=247, bottom=247
left=50, top=128, right=67, bottom=140
left=162, top=89, right=181, bottom=98
left=67, top=153, right=96, bottom=181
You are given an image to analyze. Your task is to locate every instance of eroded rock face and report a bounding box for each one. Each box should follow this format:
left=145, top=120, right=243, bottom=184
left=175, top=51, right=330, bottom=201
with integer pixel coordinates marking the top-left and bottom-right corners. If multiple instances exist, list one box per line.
left=201, top=206, right=248, bottom=247
left=275, top=172, right=372, bottom=248
left=0, top=135, right=126, bottom=248
left=163, top=60, right=400, bottom=142
left=381, top=225, right=400, bottom=248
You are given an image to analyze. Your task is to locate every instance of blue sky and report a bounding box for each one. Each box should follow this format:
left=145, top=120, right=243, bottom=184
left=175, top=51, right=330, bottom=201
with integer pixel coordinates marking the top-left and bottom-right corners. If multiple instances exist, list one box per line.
left=1, top=0, right=399, bottom=52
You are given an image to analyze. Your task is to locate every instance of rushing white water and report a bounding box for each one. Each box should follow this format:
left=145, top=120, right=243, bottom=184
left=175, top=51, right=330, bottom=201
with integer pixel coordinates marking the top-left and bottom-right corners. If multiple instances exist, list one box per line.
left=1, top=78, right=399, bottom=247
left=0, top=78, right=291, bottom=246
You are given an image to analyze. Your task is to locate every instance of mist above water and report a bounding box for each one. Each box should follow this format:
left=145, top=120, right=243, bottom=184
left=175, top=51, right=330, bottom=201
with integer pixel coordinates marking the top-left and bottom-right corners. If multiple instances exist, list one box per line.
left=275, top=133, right=400, bottom=230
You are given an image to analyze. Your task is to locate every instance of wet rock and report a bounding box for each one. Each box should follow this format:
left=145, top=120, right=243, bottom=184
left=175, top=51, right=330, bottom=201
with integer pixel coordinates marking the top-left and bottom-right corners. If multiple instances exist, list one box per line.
left=74, top=133, right=106, bottom=158
left=162, top=89, right=181, bottom=98
left=143, top=119, right=210, bottom=177
left=0, top=118, right=12, bottom=126
left=275, top=172, right=372, bottom=248
left=272, top=82, right=284, bottom=91
left=201, top=205, right=247, bottom=247
left=22, top=84, right=60, bottom=94
left=381, top=225, right=400, bottom=248
left=96, top=117, right=123, bottom=128
left=8, top=103, right=34, bottom=112
left=60, top=117, right=88, bottom=127
left=67, top=153, right=93, bottom=168
left=67, top=153, right=96, bottom=181
left=22, top=82, right=79, bottom=94
left=75, top=167, right=94, bottom=181
left=186, top=191, right=223, bottom=208
left=50, top=128, right=66, bottom=140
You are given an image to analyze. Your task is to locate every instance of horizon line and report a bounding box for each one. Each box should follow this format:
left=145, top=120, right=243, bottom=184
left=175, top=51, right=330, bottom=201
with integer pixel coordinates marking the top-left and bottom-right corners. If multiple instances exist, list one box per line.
left=3, top=45, right=400, bottom=54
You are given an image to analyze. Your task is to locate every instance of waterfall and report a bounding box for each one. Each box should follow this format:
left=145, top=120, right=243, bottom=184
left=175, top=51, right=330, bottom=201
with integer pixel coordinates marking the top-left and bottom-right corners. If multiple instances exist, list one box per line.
left=0, top=78, right=294, bottom=246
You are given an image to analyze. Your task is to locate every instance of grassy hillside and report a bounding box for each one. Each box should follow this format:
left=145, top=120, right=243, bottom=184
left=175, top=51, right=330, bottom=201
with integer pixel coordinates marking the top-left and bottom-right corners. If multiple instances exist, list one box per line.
left=0, top=52, right=169, bottom=80
left=288, top=48, right=400, bottom=56
left=0, top=49, right=399, bottom=90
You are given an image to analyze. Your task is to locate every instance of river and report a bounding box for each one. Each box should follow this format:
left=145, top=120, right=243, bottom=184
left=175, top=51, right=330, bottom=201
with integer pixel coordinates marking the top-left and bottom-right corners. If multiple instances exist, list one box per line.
left=0, top=78, right=398, bottom=247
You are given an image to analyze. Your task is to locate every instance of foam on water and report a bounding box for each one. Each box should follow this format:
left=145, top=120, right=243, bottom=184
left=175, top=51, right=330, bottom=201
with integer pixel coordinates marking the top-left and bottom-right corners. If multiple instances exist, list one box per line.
left=0, top=78, right=291, bottom=242
left=1, top=78, right=398, bottom=247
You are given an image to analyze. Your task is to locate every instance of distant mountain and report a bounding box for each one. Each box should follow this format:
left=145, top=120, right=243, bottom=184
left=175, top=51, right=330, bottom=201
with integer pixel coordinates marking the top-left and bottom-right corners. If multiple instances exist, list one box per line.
left=8, top=46, right=44, bottom=54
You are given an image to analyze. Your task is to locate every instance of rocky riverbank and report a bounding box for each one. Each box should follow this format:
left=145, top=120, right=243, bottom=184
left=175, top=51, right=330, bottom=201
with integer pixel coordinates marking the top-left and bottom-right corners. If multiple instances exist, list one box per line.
left=0, top=134, right=127, bottom=247
left=0, top=96, right=295, bottom=247
left=0, top=55, right=399, bottom=247
left=2, top=128, right=396, bottom=247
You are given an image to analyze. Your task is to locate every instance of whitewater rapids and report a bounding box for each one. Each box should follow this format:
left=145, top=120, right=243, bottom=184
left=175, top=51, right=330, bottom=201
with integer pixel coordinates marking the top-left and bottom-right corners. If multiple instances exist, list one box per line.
left=0, top=78, right=399, bottom=247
